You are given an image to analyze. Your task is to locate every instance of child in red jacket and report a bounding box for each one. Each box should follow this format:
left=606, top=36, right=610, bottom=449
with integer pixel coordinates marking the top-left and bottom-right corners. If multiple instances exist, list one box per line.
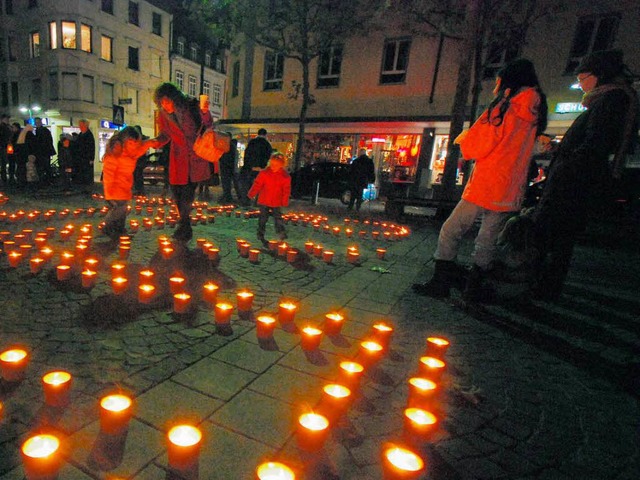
left=248, top=153, right=291, bottom=246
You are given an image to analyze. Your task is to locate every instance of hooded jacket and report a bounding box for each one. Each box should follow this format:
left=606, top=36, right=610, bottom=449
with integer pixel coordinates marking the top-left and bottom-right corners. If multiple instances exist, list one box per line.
left=460, top=87, right=541, bottom=211
left=248, top=166, right=291, bottom=208
left=102, top=141, right=153, bottom=200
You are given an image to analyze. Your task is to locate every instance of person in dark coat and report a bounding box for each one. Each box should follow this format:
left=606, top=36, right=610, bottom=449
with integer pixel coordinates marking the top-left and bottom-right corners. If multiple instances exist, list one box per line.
left=240, top=128, right=272, bottom=205
left=14, top=123, right=32, bottom=189
left=0, top=114, right=13, bottom=185
left=74, top=119, right=95, bottom=192
left=531, top=49, right=639, bottom=301
left=347, top=148, right=376, bottom=211
left=30, top=117, right=56, bottom=186
left=6, top=122, right=21, bottom=186
left=218, top=136, right=241, bottom=203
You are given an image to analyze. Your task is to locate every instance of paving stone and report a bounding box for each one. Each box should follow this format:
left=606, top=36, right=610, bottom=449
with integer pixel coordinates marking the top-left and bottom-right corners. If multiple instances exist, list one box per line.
left=279, top=346, right=343, bottom=380
left=209, top=339, right=284, bottom=373
left=248, top=365, right=322, bottom=406
left=171, top=357, right=257, bottom=400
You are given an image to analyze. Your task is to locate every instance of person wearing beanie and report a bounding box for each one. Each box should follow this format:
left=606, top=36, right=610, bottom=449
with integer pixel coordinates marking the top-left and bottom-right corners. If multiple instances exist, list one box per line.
left=530, top=49, right=639, bottom=301
left=413, top=59, right=548, bottom=302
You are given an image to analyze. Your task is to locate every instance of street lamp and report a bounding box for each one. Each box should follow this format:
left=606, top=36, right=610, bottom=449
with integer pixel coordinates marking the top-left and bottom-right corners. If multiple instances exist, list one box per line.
left=19, top=104, right=42, bottom=120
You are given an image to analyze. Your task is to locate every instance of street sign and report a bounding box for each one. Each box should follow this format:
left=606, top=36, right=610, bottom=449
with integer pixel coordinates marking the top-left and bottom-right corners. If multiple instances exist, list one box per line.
left=118, top=98, right=133, bottom=105
left=112, top=105, right=125, bottom=125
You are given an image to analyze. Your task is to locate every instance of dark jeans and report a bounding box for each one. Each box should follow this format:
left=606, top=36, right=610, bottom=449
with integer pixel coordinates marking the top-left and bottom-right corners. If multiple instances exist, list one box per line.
left=171, top=182, right=197, bottom=239
left=15, top=159, right=26, bottom=187
left=239, top=170, right=259, bottom=205
left=257, top=205, right=285, bottom=239
left=104, top=200, right=128, bottom=236
left=348, top=183, right=365, bottom=210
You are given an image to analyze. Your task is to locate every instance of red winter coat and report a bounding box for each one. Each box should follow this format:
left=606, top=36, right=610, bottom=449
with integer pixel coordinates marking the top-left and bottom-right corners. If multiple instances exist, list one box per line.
left=156, top=101, right=213, bottom=185
left=248, top=167, right=291, bottom=207
left=460, top=87, right=541, bottom=212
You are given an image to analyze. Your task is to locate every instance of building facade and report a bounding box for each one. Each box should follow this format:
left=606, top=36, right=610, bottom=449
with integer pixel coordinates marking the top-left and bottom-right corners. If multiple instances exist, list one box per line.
left=0, top=0, right=172, bottom=177
left=222, top=0, right=639, bottom=197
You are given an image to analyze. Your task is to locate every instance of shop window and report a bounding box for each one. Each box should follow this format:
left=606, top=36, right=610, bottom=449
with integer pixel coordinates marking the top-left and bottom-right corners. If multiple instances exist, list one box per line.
left=564, top=14, right=619, bottom=74
left=213, top=84, right=221, bottom=105
left=49, top=73, right=58, bottom=100
left=177, top=38, right=184, bottom=56
left=101, top=0, right=113, bottom=14
left=129, top=2, right=139, bottom=26
left=30, top=31, right=41, bottom=58
left=8, top=34, right=17, bottom=61
left=5, top=0, right=13, bottom=15
left=49, top=21, right=57, bottom=49
left=102, top=81, right=113, bottom=107
left=380, top=38, right=411, bottom=84
left=188, top=75, right=197, bottom=97
left=82, top=75, right=94, bottom=102
left=152, top=12, right=162, bottom=36
left=483, top=41, right=519, bottom=79
left=10, top=81, right=18, bottom=105
left=101, top=35, right=112, bottom=62
left=317, top=45, right=343, bottom=88
left=31, top=78, right=41, bottom=102
left=203, top=81, right=210, bottom=96
left=80, top=24, right=91, bottom=53
left=176, top=70, right=184, bottom=91
left=1, top=82, right=8, bottom=107
left=128, top=46, right=139, bottom=70
left=62, top=72, right=78, bottom=100
left=263, top=50, right=284, bottom=91
left=232, top=61, right=240, bottom=97
left=62, top=21, right=76, bottom=49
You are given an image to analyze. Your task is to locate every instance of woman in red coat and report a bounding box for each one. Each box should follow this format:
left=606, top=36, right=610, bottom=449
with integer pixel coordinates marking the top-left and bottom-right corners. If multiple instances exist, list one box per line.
left=248, top=153, right=291, bottom=246
left=154, top=83, right=213, bottom=242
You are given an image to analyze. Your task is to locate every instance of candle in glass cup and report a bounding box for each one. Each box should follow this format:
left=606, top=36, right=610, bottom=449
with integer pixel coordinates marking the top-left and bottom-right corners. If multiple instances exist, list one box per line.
left=206, top=246, right=220, bottom=261
left=358, top=340, right=384, bottom=366
left=40, top=246, right=54, bottom=261
left=297, top=412, right=329, bottom=452
left=7, top=251, right=22, bottom=268
left=381, top=443, right=425, bottom=480
left=255, top=461, right=296, bottom=480
left=372, top=322, right=394, bottom=347
left=19, top=244, right=33, bottom=258
left=418, top=356, right=446, bottom=381
left=304, top=241, right=314, bottom=253
left=322, top=250, right=334, bottom=264
left=376, top=248, right=387, bottom=260
left=29, top=257, right=44, bottom=274
left=99, top=394, right=133, bottom=435
left=403, top=407, right=438, bottom=440
left=313, top=244, right=323, bottom=257
left=286, top=249, right=297, bottom=263
left=277, top=243, right=288, bottom=257
left=81, top=269, right=97, bottom=288
left=320, top=383, right=352, bottom=420
left=236, top=290, right=254, bottom=311
left=300, top=326, right=323, bottom=351
left=167, top=424, right=202, bottom=469
left=214, top=302, right=234, bottom=325
left=111, top=262, right=126, bottom=277
left=3, top=240, right=16, bottom=252
left=111, top=276, right=129, bottom=295
left=138, top=284, right=156, bottom=304
left=0, top=348, right=28, bottom=382
left=249, top=248, right=261, bottom=263
left=407, top=377, right=438, bottom=409
left=56, top=265, right=71, bottom=281
left=118, top=245, right=130, bottom=260
left=324, top=312, right=345, bottom=336
left=338, top=361, right=364, bottom=388
left=256, top=315, right=277, bottom=339
left=84, top=257, right=99, bottom=270
left=278, top=301, right=297, bottom=324
left=202, top=282, right=219, bottom=304
left=347, top=249, right=360, bottom=264
left=42, top=371, right=73, bottom=407
left=174, top=293, right=192, bottom=314
left=425, top=337, right=450, bottom=359
left=268, top=240, right=279, bottom=251
left=21, top=434, right=62, bottom=480
left=59, top=251, right=74, bottom=266
left=169, top=275, right=186, bottom=294
left=138, top=269, right=155, bottom=284
left=239, top=242, right=251, bottom=257
left=162, top=246, right=174, bottom=259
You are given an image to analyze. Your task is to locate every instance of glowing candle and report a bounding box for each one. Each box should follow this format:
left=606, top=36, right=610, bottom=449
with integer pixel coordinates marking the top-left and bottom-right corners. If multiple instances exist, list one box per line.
left=169, top=276, right=186, bottom=294
left=99, top=394, right=133, bottom=435
left=286, top=249, right=297, bottom=263
left=7, top=251, right=22, bottom=268
left=322, top=250, right=334, bottom=264
left=313, top=244, right=323, bottom=257
left=202, top=282, right=219, bottom=304
left=111, top=276, right=129, bottom=295
left=256, top=315, right=277, bottom=339
left=418, top=356, right=446, bottom=381
left=372, top=231, right=380, bottom=240
left=111, top=262, right=126, bottom=277
left=129, top=220, right=139, bottom=232
left=168, top=425, right=202, bottom=469
left=249, top=248, right=261, bottom=263
left=338, top=361, right=364, bottom=388
left=19, top=244, right=33, bottom=258
left=59, top=251, right=74, bottom=266
left=83, top=257, right=99, bottom=270
left=138, top=284, right=156, bottom=304
left=358, top=230, right=367, bottom=238
left=426, top=337, right=450, bottom=359
left=56, top=265, right=71, bottom=281
left=277, top=243, right=288, bottom=257
left=29, top=257, right=44, bottom=274
left=407, top=377, right=438, bottom=409
left=81, top=269, right=97, bottom=288
left=42, top=371, right=73, bottom=407
left=297, top=413, right=329, bottom=452
left=268, top=240, right=279, bottom=251
left=345, top=228, right=353, bottom=238
left=324, top=312, right=345, bottom=336
left=3, top=240, right=16, bottom=252
left=376, top=248, right=387, bottom=260
left=174, top=293, right=192, bottom=314
left=239, top=242, right=251, bottom=257
left=304, top=241, right=314, bottom=253
left=278, top=301, right=297, bottom=324
left=372, top=322, right=394, bottom=347
left=40, top=246, right=54, bottom=261
left=347, top=249, right=360, bottom=264
left=256, top=461, right=296, bottom=480
left=0, top=348, right=29, bottom=382
left=118, top=245, right=130, bottom=260
left=207, top=246, right=220, bottom=261
left=214, top=302, right=234, bottom=325
left=236, top=290, right=254, bottom=311
left=300, top=326, right=323, bottom=351
left=320, top=383, right=352, bottom=420
left=235, top=238, right=246, bottom=251
left=358, top=340, right=384, bottom=366
left=403, top=407, right=438, bottom=440
left=21, top=434, right=62, bottom=480
left=381, top=444, right=425, bottom=480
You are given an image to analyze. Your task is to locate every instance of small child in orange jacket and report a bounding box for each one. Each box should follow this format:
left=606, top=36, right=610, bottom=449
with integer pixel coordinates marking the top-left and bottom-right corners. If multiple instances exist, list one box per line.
left=102, top=127, right=159, bottom=239
left=248, top=153, right=291, bottom=246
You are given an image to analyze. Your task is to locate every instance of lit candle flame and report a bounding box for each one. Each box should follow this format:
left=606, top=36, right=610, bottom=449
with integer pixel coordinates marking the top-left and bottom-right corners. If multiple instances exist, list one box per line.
left=256, top=461, right=295, bottom=480
left=323, top=384, right=351, bottom=399
left=257, top=315, right=276, bottom=325
left=420, top=356, right=445, bottom=369
left=168, top=425, right=202, bottom=447
left=325, top=313, right=344, bottom=322
left=22, top=434, right=60, bottom=459
left=361, top=341, right=383, bottom=352
left=384, top=446, right=424, bottom=472
left=42, top=371, right=71, bottom=386
left=0, top=349, right=27, bottom=362
left=302, top=327, right=322, bottom=336
left=100, top=394, right=132, bottom=412
left=409, top=377, right=437, bottom=391
left=339, top=361, right=363, bottom=373
left=298, top=413, right=329, bottom=431
left=427, top=337, right=450, bottom=346
left=404, top=407, right=437, bottom=425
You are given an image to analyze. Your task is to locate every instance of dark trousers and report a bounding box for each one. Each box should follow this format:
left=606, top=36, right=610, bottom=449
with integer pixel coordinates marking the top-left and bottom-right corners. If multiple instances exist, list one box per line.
left=104, top=200, right=128, bottom=236
left=15, top=159, right=26, bottom=187
left=133, top=157, right=145, bottom=194
left=171, top=182, right=197, bottom=228
left=219, top=169, right=241, bottom=202
left=239, top=170, right=259, bottom=205
left=348, top=183, right=365, bottom=210
left=257, top=205, right=285, bottom=239
left=35, top=155, right=52, bottom=184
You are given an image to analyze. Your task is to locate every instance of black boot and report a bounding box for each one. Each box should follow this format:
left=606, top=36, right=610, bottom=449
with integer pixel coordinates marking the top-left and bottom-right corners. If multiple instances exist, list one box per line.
left=413, top=260, right=466, bottom=298
left=463, top=265, right=497, bottom=303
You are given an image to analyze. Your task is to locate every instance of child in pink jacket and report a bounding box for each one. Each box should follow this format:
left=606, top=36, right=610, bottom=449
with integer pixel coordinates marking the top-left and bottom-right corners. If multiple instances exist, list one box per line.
left=248, top=153, right=291, bottom=246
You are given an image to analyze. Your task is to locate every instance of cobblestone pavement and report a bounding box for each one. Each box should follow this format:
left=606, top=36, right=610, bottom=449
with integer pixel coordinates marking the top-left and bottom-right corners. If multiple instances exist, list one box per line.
left=0, top=187, right=638, bottom=479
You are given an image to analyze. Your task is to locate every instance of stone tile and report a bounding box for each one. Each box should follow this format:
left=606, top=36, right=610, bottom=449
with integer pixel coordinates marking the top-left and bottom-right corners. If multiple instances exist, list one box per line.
left=240, top=326, right=300, bottom=352
left=135, top=380, right=224, bottom=429
left=0, top=464, right=94, bottom=480
left=248, top=365, right=322, bottom=406
left=68, top=419, right=162, bottom=479
left=279, top=346, right=343, bottom=380
left=171, top=357, right=257, bottom=401
left=210, top=339, right=284, bottom=373
left=209, top=389, right=293, bottom=448
left=133, top=462, right=170, bottom=480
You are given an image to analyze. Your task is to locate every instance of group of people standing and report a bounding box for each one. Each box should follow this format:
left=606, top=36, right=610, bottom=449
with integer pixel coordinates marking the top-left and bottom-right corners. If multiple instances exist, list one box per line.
left=0, top=115, right=95, bottom=192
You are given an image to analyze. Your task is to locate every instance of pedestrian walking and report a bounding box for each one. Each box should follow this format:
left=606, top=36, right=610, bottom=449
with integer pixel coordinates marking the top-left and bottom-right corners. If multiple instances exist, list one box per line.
left=413, top=59, right=548, bottom=302
left=347, top=148, right=376, bottom=212
left=218, top=136, right=242, bottom=204
left=248, top=152, right=291, bottom=247
left=530, top=49, right=639, bottom=301
left=240, top=128, right=272, bottom=205
left=154, top=82, right=213, bottom=242
left=30, top=117, right=56, bottom=186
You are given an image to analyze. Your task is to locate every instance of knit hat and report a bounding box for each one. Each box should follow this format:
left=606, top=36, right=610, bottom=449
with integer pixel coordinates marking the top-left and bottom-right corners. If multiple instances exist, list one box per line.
left=575, top=49, right=625, bottom=83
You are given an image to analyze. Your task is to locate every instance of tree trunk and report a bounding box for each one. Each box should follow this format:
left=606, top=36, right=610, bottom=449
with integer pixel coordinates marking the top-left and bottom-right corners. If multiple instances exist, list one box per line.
left=293, top=58, right=311, bottom=172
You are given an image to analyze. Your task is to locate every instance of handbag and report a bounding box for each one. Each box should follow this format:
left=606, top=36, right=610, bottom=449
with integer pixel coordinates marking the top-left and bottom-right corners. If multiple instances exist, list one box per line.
left=193, top=126, right=231, bottom=163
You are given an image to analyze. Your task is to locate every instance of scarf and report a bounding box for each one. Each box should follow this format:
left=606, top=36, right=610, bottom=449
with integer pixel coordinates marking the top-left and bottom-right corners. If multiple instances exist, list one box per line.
left=582, top=80, right=639, bottom=179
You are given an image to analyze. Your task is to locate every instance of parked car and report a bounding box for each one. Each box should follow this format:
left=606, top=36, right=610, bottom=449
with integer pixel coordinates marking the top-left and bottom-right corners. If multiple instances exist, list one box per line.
left=291, top=162, right=353, bottom=204
left=142, top=152, right=166, bottom=185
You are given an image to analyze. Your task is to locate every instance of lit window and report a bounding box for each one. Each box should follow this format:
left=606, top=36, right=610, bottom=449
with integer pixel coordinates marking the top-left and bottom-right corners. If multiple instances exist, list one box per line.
left=101, top=35, right=112, bottom=62
left=129, top=1, right=139, bottom=26
left=380, top=38, right=411, bottom=84
left=152, top=12, right=162, bottom=36
left=317, top=45, right=343, bottom=88
left=565, top=14, right=619, bottom=74
left=62, top=21, right=76, bottom=49
left=49, top=21, right=57, bottom=49
left=128, top=46, right=139, bottom=70
left=176, top=71, right=184, bottom=91
left=81, top=24, right=92, bottom=53
left=203, top=81, right=210, bottom=96
left=188, top=75, right=197, bottom=97
left=30, top=32, right=41, bottom=58
left=263, top=50, right=284, bottom=91
left=213, top=85, right=221, bottom=105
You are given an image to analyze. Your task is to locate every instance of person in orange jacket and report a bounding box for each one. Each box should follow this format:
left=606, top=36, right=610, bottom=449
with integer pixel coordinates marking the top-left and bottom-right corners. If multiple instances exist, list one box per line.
left=102, top=127, right=160, bottom=240
left=414, top=59, right=548, bottom=302
left=248, top=152, right=291, bottom=247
